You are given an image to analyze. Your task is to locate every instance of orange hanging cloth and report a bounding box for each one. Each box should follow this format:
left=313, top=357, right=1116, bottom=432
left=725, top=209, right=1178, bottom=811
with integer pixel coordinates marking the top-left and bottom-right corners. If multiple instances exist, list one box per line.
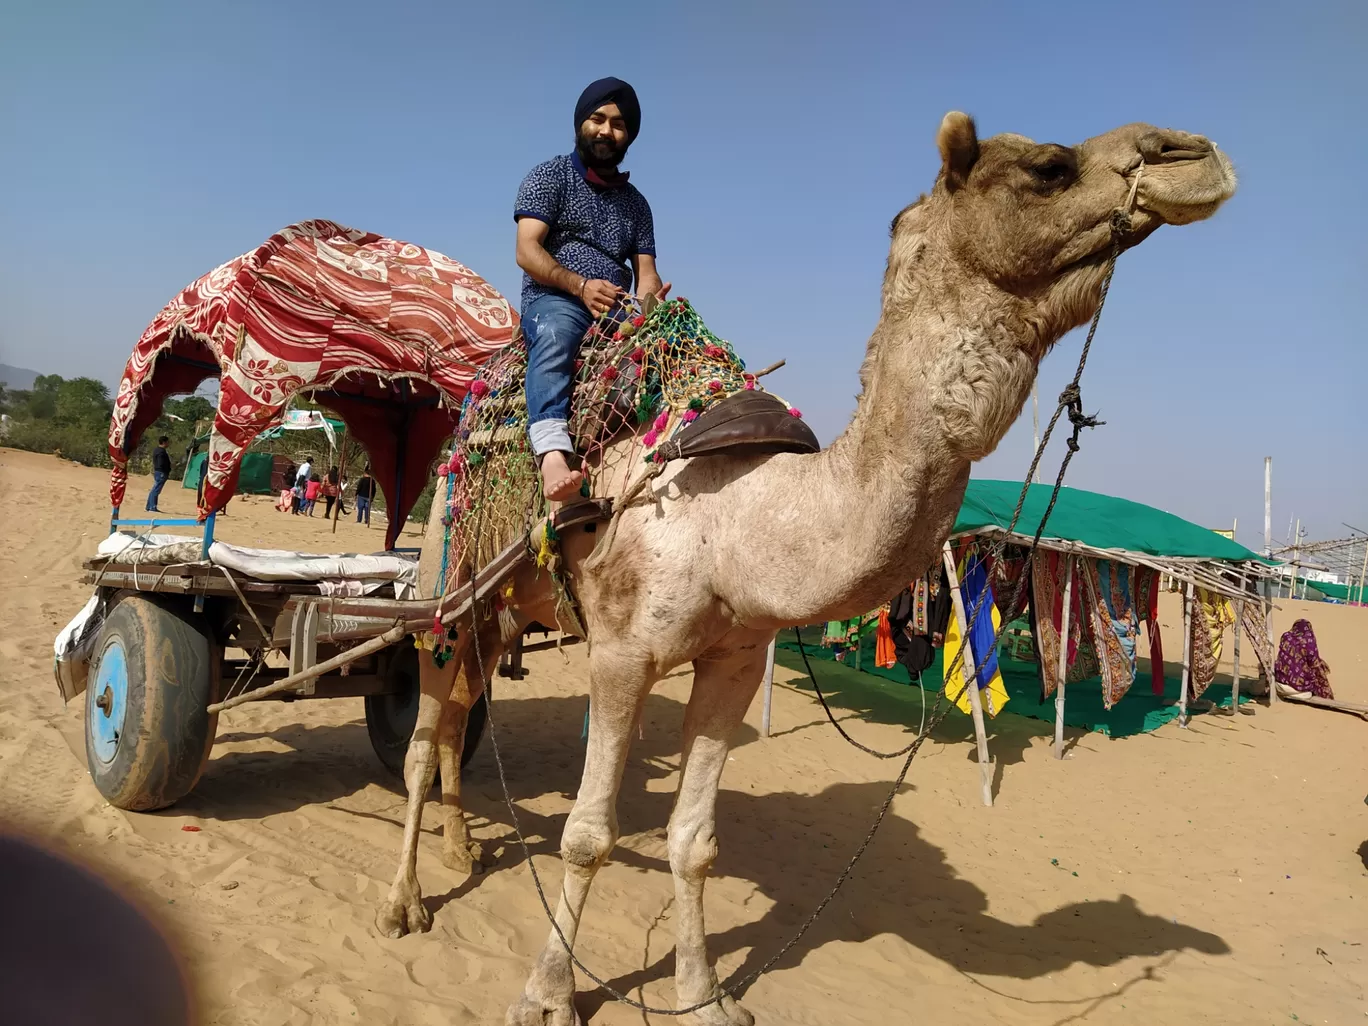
left=875, top=608, right=898, bottom=669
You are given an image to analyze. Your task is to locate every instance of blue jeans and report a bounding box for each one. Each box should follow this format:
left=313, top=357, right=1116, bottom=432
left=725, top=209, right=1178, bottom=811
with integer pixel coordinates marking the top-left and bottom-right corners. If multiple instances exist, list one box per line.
left=145, top=471, right=168, bottom=511
left=356, top=496, right=371, bottom=525
left=522, top=293, right=593, bottom=456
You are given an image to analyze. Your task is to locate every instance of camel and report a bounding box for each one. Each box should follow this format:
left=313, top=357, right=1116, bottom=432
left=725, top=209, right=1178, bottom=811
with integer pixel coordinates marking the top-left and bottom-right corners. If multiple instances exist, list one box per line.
left=375, top=112, right=1236, bottom=1026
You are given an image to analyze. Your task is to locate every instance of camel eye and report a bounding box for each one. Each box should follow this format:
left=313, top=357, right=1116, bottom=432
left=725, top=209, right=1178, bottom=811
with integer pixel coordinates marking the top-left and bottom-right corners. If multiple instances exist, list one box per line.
left=1033, top=162, right=1073, bottom=185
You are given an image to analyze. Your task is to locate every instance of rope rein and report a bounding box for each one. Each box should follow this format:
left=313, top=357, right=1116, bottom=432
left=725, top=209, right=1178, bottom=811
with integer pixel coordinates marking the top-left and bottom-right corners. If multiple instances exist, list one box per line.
left=462, top=205, right=1135, bottom=1016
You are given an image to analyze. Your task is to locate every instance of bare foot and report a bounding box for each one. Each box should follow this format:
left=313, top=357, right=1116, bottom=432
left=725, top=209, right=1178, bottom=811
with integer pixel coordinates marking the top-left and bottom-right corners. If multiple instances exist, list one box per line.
left=539, top=451, right=584, bottom=503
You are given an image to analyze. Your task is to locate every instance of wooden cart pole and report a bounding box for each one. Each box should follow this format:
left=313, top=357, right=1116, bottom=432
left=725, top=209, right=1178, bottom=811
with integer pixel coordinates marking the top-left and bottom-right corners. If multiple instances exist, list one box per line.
left=761, top=637, right=776, bottom=738
left=941, top=543, right=993, bottom=807
left=1178, top=581, right=1194, bottom=726
left=1054, top=556, right=1074, bottom=759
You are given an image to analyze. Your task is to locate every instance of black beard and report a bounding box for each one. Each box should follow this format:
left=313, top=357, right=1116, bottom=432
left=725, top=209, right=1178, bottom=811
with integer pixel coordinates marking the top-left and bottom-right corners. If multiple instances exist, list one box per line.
left=575, top=131, right=628, bottom=172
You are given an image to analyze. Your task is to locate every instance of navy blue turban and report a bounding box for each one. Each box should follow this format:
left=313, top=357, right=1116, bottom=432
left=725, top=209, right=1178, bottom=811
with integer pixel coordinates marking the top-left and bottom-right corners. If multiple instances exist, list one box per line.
left=574, top=77, right=641, bottom=143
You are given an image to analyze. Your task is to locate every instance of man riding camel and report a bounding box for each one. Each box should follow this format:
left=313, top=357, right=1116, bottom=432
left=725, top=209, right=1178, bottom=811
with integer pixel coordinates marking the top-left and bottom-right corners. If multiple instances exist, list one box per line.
left=514, top=76, right=669, bottom=501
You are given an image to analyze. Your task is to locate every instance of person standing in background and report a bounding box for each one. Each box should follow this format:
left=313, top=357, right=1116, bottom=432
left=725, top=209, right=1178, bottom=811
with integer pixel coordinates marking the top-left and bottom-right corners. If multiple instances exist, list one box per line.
left=323, top=466, right=340, bottom=518
left=145, top=436, right=172, bottom=512
left=354, top=466, right=375, bottom=526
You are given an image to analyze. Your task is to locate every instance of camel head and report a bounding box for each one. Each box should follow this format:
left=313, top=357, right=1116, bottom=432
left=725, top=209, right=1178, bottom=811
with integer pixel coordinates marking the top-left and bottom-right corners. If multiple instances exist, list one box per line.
left=887, top=112, right=1237, bottom=353
left=879, top=113, right=1235, bottom=460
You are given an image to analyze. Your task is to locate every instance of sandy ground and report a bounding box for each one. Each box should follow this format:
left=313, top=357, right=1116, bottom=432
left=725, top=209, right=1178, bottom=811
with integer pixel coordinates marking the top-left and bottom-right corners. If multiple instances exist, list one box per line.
left=1, top=446, right=1365, bottom=1025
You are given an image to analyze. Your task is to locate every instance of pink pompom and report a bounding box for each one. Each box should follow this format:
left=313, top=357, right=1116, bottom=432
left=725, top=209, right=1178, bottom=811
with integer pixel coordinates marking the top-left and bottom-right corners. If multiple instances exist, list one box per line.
left=708, top=379, right=723, bottom=392
left=470, top=380, right=489, bottom=398
left=744, top=380, right=756, bottom=390
left=642, top=430, right=659, bottom=448
left=602, top=365, right=620, bottom=382
left=683, top=409, right=699, bottom=422
left=653, top=411, right=670, bottom=431
left=788, top=407, right=802, bottom=418
left=630, top=346, right=646, bottom=363
left=436, top=463, right=450, bottom=477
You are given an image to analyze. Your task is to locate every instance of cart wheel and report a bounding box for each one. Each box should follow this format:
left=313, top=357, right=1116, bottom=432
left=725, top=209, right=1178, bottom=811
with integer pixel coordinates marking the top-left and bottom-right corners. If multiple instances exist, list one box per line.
left=84, top=596, right=218, bottom=811
left=365, top=645, right=488, bottom=776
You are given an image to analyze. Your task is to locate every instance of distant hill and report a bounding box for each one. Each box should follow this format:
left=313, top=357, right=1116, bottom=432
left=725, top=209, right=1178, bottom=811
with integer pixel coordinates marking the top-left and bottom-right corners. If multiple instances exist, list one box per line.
left=0, top=364, right=39, bottom=390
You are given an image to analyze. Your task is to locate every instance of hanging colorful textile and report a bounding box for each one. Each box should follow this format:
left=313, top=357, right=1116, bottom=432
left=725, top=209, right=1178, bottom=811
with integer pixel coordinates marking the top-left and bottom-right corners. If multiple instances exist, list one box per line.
left=1239, top=599, right=1275, bottom=685
left=889, top=568, right=952, bottom=677
left=1078, top=559, right=1140, bottom=709
left=944, top=552, right=1010, bottom=717
left=1274, top=619, right=1333, bottom=699
left=910, top=578, right=931, bottom=635
left=875, top=608, right=897, bottom=669
left=992, top=550, right=1030, bottom=618
left=1187, top=588, right=1235, bottom=700
left=1132, top=566, right=1166, bottom=696
left=1029, top=551, right=1097, bottom=699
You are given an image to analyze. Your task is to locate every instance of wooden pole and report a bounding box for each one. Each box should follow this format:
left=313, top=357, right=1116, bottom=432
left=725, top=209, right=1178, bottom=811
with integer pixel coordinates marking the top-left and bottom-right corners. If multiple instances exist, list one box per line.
left=1231, top=596, right=1241, bottom=718
left=207, top=622, right=406, bottom=713
left=941, top=544, right=993, bottom=807
left=1263, top=457, right=1272, bottom=557
left=761, top=637, right=776, bottom=738
left=1178, top=581, right=1193, bottom=726
left=1351, top=541, right=1362, bottom=607
left=1265, top=581, right=1278, bottom=707
left=1054, top=556, right=1074, bottom=759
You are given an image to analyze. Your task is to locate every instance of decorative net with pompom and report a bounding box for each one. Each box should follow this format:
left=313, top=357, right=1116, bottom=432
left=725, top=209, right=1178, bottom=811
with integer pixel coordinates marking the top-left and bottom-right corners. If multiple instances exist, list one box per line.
left=433, top=295, right=799, bottom=606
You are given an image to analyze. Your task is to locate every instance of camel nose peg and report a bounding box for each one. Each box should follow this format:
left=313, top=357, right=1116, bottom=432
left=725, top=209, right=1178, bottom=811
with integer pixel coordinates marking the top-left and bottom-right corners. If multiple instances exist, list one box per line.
left=1138, top=131, right=1213, bottom=163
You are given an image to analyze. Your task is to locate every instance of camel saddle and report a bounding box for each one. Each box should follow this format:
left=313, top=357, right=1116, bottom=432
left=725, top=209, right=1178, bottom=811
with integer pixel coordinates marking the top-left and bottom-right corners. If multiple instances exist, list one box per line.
left=655, top=390, right=819, bottom=461
left=580, top=369, right=819, bottom=463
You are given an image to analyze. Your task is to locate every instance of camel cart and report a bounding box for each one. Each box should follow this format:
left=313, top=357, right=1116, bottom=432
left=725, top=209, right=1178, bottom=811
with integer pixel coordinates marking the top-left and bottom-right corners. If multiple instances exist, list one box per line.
left=53, top=222, right=525, bottom=811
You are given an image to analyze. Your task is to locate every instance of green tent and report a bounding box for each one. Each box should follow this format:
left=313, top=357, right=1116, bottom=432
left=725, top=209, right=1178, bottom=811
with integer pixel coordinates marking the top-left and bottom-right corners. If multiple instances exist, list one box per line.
left=952, top=480, right=1263, bottom=561
left=182, top=451, right=276, bottom=495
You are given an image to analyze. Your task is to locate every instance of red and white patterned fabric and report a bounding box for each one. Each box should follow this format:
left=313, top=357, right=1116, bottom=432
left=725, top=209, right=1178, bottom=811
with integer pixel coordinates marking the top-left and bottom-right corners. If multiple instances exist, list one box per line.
left=109, top=221, right=518, bottom=548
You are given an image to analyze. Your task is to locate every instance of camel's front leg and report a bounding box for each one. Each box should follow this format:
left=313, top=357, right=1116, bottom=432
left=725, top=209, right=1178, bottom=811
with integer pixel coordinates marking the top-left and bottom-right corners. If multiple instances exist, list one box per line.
left=375, top=639, right=464, bottom=938
left=668, top=633, right=770, bottom=1026
left=506, top=645, right=655, bottom=1026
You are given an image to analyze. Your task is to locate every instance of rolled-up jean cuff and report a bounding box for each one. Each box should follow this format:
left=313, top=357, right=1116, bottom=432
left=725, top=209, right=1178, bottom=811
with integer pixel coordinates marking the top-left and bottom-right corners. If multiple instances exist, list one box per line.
left=529, top=419, right=574, bottom=457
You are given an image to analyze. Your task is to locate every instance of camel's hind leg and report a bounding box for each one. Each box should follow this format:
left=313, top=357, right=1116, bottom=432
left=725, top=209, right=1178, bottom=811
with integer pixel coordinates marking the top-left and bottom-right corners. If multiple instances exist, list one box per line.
left=437, top=621, right=505, bottom=874
left=667, top=631, right=770, bottom=1026
left=373, top=629, right=470, bottom=936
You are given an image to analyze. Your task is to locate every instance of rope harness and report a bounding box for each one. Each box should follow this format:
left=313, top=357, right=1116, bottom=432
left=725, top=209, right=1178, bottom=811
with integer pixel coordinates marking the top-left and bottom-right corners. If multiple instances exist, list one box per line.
left=462, top=203, right=1136, bottom=1015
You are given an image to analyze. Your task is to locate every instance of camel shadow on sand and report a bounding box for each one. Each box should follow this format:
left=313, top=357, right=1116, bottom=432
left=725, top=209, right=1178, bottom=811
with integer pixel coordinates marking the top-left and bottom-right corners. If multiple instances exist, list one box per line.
left=174, top=687, right=1229, bottom=1011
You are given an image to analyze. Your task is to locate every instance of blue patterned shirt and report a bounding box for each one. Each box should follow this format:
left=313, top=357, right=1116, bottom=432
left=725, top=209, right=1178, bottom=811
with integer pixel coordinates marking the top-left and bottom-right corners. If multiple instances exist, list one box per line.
left=514, top=153, right=655, bottom=310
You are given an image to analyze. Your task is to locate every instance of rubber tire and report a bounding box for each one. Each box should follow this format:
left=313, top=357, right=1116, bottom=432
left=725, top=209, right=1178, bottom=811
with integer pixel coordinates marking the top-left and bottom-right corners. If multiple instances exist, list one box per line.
left=365, top=644, right=488, bottom=776
left=84, top=596, right=218, bottom=812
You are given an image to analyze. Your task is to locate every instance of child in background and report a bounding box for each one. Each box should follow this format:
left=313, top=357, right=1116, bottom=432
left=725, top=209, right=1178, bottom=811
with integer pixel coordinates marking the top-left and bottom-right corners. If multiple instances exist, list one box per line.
left=304, top=475, right=322, bottom=516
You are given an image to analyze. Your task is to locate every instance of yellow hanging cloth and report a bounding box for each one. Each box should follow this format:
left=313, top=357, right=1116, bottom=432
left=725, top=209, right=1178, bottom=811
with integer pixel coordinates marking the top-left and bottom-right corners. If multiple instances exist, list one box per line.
left=942, top=555, right=1011, bottom=717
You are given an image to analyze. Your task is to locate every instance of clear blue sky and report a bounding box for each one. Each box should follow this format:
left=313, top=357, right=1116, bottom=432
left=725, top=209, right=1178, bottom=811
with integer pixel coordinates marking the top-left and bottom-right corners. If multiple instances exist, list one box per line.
left=2, top=0, right=1364, bottom=551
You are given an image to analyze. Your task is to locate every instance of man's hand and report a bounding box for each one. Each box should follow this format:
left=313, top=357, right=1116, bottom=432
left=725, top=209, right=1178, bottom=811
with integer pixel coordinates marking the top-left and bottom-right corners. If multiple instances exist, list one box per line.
left=582, top=279, right=622, bottom=317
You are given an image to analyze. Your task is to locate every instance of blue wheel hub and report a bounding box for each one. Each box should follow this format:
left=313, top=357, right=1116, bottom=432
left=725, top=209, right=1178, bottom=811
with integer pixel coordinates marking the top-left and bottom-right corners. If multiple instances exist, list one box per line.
left=89, top=638, right=128, bottom=766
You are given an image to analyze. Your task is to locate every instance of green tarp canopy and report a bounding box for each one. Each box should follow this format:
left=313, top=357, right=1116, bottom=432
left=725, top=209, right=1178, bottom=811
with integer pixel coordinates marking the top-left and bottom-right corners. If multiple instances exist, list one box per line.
left=1294, top=578, right=1366, bottom=603
left=183, top=450, right=276, bottom=495
left=952, top=480, right=1263, bottom=562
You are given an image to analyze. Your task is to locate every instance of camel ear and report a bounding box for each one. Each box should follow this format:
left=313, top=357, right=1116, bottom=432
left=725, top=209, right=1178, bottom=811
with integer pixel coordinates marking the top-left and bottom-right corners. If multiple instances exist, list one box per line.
left=937, top=111, right=979, bottom=190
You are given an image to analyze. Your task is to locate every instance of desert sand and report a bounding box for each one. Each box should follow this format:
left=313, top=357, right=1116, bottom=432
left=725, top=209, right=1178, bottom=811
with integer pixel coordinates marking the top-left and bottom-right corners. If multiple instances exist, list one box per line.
left=1, top=446, right=1364, bottom=1025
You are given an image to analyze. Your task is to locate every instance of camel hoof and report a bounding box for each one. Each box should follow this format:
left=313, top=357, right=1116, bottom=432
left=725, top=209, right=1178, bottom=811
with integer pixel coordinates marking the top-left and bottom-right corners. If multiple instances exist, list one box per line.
left=375, top=887, right=432, bottom=938
left=504, top=994, right=583, bottom=1026
left=684, top=990, right=754, bottom=1026
left=441, top=840, right=485, bottom=875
